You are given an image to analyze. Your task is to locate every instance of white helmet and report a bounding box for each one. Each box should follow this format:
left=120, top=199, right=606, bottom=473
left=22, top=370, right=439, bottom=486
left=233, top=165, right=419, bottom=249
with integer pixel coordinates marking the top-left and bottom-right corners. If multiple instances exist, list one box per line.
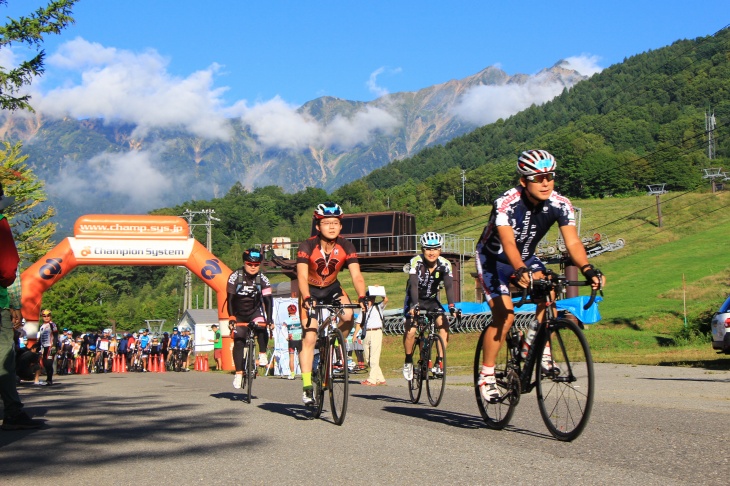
left=420, top=232, right=443, bottom=249
left=517, top=149, right=557, bottom=176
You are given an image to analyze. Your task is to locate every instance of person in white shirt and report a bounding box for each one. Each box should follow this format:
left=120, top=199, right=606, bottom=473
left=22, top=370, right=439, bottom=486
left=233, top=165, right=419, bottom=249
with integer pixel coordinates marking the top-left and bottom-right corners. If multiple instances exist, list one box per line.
left=359, top=290, right=388, bottom=386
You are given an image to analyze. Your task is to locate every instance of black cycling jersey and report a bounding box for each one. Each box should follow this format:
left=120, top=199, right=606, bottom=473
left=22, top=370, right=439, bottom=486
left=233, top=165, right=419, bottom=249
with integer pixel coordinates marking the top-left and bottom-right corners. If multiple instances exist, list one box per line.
left=476, top=186, right=575, bottom=264
left=226, top=269, right=273, bottom=323
left=405, top=254, right=455, bottom=307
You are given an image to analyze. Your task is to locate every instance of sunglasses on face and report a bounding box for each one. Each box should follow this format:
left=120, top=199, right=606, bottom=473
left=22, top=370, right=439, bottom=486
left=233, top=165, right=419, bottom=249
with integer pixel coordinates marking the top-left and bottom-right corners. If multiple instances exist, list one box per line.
left=525, top=173, right=555, bottom=183
left=42, top=314, right=52, bottom=318
left=245, top=262, right=261, bottom=267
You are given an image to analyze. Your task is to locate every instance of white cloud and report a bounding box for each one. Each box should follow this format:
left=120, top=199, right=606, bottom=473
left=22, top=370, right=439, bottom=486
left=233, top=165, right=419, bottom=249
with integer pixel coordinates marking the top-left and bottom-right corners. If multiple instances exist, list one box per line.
left=47, top=147, right=176, bottom=212
left=562, top=55, right=603, bottom=76
left=452, top=55, right=603, bottom=126
left=367, top=66, right=402, bottom=99
left=33, top=38, right=232, bottom=140
left=323, top=107, right=400, bottom=149
left=240, top=97, right=401, bottom=151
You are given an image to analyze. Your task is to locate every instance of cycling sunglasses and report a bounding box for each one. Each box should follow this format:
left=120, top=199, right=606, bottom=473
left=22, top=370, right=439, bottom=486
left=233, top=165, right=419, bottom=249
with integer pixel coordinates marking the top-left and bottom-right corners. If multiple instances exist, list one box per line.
left=525, top=172, right=555, bottom=183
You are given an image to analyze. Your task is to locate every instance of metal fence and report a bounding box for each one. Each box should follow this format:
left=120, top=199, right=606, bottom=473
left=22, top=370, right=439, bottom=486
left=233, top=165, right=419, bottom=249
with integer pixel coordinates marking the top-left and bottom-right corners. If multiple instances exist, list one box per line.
left=380, top=311, right=536, bottom=336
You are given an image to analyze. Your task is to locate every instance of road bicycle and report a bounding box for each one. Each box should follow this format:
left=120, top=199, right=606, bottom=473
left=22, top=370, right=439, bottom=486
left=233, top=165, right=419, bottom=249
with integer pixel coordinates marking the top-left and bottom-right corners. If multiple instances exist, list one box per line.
left=306, top=300, right=361, bottom=425
left=170, top=348, right=185, bottom=372
left=238, top=322, right=258, bottom=404
left=407, top=309, right=459, bottom=407
left=473, top=269, right=602, bottom=441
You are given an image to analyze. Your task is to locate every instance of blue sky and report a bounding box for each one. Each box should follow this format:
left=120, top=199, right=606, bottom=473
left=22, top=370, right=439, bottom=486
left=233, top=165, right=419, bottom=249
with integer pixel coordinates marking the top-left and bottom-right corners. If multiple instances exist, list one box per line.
left=4, top=1, right=727, bottom=105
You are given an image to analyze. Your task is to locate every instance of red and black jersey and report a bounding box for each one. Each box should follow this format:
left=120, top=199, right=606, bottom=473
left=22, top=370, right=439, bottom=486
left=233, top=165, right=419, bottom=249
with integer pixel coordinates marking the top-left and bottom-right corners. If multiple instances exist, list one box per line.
left=297, top=236, right=359, bottom=288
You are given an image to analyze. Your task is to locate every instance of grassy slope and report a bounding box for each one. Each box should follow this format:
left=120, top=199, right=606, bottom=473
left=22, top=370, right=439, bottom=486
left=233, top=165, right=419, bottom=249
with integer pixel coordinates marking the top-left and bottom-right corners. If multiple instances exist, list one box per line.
left=338, top=190, right=730, bottom=374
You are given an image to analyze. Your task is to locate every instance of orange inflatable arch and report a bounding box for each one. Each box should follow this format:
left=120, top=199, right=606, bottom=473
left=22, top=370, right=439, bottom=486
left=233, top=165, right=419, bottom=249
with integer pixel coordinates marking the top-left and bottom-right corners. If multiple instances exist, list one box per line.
left=21, top=215, right=234, bottom=336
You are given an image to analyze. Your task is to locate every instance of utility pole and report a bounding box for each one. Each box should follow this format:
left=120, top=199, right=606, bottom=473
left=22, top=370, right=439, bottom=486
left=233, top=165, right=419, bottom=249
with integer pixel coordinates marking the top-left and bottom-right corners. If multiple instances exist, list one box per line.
left=705, top=111, right=724, bottom=192
left=182, top=209, right=220, bottom=310
left=461, top=170, right=466, bottom=206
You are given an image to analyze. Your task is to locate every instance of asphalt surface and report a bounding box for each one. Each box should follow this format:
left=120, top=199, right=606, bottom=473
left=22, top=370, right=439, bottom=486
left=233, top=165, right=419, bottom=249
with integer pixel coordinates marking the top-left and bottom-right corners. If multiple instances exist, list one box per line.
left=1, top=363, right=728, bottom=485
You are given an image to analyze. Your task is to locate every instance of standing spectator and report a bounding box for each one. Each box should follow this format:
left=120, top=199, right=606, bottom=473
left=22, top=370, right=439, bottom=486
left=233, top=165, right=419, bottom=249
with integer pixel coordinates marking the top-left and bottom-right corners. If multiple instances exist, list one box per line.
left=359, top=291, right=388, bottom=386
left=161, top=331, right=170, bottom=363
left=284, top=304, right=301, bottom=380
left=37, top=309, right=59, bottom=385
left=179, top=329, right=192, bottom=371
left=209, top=325, right=222, bottom=370
left=1, top=182, right=44, bottom=429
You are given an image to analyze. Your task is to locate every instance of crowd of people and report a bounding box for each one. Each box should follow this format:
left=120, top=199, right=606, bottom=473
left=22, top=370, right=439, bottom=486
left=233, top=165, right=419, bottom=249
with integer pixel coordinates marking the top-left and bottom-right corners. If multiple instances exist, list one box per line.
left=13, top=324, right=196, bottom=386
left=1, top=149, right=606, bottom=430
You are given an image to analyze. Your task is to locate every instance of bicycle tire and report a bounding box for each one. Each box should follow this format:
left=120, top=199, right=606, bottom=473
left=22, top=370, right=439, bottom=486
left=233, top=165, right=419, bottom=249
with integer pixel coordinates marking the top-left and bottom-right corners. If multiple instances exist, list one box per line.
left=407, top=337, right=423, bottom=404
left=58, top=356, right=67, bottom=375
left=245, top=340, right=255, bottom=403
left=535, top=318, right=594, bottom=441
left=473, top=327, right=520, bottom=429
left=425, top=334, right=446, bottom=407
left=311, top=348, right=325, bottom=418
left=328, top=327, right=349, bottom=425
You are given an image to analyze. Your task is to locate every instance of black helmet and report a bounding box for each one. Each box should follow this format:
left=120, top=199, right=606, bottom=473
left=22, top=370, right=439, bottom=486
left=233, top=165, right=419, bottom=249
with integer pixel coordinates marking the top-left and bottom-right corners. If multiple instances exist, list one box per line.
left=243, top=248, right=262, bottom=263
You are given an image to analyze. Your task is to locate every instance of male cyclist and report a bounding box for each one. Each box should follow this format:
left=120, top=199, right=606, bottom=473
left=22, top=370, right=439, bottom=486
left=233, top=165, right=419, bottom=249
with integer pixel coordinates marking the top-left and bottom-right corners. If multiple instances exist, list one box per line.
left=138, top=329, right=151, bottom=372
left=402, top=232, right=460, bottom=381
left=167, top=327, right=180, bottom=368
left=475, top=149, right=605, bottom=402
left=296, top=202, right=367, bottom=405
left=227, top=248, right=273, bottom=389
left=179, top=329, right=193, bottom=371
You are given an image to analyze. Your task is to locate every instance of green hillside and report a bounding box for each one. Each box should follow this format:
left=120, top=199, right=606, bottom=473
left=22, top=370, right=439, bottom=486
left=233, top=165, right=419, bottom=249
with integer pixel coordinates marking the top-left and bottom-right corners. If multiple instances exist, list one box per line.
left=333, top=27, right=730, bottom=211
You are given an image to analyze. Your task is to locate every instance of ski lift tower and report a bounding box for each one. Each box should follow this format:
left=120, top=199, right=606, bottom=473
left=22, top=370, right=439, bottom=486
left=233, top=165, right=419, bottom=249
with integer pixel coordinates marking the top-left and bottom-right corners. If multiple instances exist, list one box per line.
left=647, top=184, right=668, bottom=227
left=703, top=168, right=725, bottom=193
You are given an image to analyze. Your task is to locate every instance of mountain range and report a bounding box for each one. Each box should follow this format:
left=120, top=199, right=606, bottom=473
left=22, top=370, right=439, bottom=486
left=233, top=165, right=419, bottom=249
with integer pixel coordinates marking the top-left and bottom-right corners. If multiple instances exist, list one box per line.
left=0, top=62, right=587, bottom=233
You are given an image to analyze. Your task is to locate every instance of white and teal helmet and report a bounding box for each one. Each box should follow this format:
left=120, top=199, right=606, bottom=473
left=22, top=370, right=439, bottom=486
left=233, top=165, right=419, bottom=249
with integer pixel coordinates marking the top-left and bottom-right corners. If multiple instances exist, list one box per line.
left=517, top=149, right=557, bottom=176
left=420, top=232, right=443, bottom=249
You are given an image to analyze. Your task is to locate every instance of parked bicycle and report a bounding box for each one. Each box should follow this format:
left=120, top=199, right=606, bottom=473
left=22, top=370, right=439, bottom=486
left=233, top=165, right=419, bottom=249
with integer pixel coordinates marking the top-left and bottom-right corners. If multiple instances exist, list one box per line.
left=473, top=269, right=602, bottom=441
left=407, top=309, right=459, bottom=407
left=306, top=300, right=361, bottom=425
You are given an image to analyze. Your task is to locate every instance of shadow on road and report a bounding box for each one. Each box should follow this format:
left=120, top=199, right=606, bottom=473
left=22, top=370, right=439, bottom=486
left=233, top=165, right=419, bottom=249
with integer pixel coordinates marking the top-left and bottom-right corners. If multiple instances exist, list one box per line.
left=257, top=401, right=316, bottom=422
left=0, top=379, right=264, bottom=475
left=657, top=358, right=730, bottom=370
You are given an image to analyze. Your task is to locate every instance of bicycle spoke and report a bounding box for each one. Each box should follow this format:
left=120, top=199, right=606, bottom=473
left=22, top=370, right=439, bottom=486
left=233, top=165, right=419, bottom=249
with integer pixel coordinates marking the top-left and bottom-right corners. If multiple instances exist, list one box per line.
left=426, top=334, right=446, bottom=407
left=474, top=327, right=519, bottom=429
left=329, top=328, right=349, bottom=425
left=536, top=318, right=594, bottom=441
left=407, top=337, right=423, bottom=404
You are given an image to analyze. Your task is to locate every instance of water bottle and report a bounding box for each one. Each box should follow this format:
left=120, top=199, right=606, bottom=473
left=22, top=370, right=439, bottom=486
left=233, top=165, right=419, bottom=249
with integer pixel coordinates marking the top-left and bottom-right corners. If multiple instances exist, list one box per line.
left=520, top=319, right=539, bottom=359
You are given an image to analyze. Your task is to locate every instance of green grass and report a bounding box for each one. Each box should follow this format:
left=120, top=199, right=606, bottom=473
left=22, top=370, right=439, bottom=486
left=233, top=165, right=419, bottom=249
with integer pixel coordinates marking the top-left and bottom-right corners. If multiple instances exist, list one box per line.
left=339, top=190, right=730, bottom=372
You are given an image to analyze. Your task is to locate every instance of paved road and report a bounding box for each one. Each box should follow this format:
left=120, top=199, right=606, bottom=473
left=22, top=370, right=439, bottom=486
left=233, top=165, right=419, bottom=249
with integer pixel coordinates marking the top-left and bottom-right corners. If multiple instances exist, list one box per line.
left=1, top=363, right=728, bottom=485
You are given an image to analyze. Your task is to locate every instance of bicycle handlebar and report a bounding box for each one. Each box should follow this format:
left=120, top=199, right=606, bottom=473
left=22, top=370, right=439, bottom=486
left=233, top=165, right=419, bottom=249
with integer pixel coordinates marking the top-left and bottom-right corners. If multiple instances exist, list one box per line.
left=514, top=269, right=604, bottom=311
left=305, top=301, right=362, bottom=328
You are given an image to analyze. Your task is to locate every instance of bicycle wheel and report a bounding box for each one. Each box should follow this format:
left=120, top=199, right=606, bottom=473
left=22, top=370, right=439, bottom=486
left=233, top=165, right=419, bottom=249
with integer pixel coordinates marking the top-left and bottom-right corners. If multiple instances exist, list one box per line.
left=425, top=334, right=446, bottom=407
left=407, top=336, right=423, bottom=404
left=535, top=318, right=594, bottom=441
left=473, top=327, right=520, bottom=429
left=245, top=340, right=255, bottom=403
left=328, top=327, right=349, bottom=425
left=311, top=346, right=325, bottom=419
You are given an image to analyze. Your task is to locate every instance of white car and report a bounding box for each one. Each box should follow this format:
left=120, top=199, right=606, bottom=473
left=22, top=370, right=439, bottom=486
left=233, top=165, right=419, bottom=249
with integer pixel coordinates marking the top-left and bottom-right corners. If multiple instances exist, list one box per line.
left=711, top=295, right=730, bottom=354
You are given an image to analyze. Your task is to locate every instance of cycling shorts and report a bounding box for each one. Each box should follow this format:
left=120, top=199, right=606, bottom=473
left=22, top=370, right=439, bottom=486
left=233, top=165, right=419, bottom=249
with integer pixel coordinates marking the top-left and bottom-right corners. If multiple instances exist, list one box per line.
left=288, top=339, right=302, bottom=353
left=308, top=280, right=347, bottom=304
left=478, top=254, right=546, bottom=300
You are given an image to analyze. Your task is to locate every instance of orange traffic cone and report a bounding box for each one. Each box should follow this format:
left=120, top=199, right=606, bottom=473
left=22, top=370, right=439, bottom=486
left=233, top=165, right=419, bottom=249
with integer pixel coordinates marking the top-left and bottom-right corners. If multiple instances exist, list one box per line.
left=75, top=358, right=81, bottom=374
left=112, top=355, right=118, bottom=373
left=158, top=354, right=166, bottom=373
left=80, top=359, right=89, bottom=375
left=150, top=355, right=158, bottom=372
left=195, top=355, right=201, bottom=371
left=203, top=355, right=209, bottom=371
left=121, top=355, right=127, bottom=373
